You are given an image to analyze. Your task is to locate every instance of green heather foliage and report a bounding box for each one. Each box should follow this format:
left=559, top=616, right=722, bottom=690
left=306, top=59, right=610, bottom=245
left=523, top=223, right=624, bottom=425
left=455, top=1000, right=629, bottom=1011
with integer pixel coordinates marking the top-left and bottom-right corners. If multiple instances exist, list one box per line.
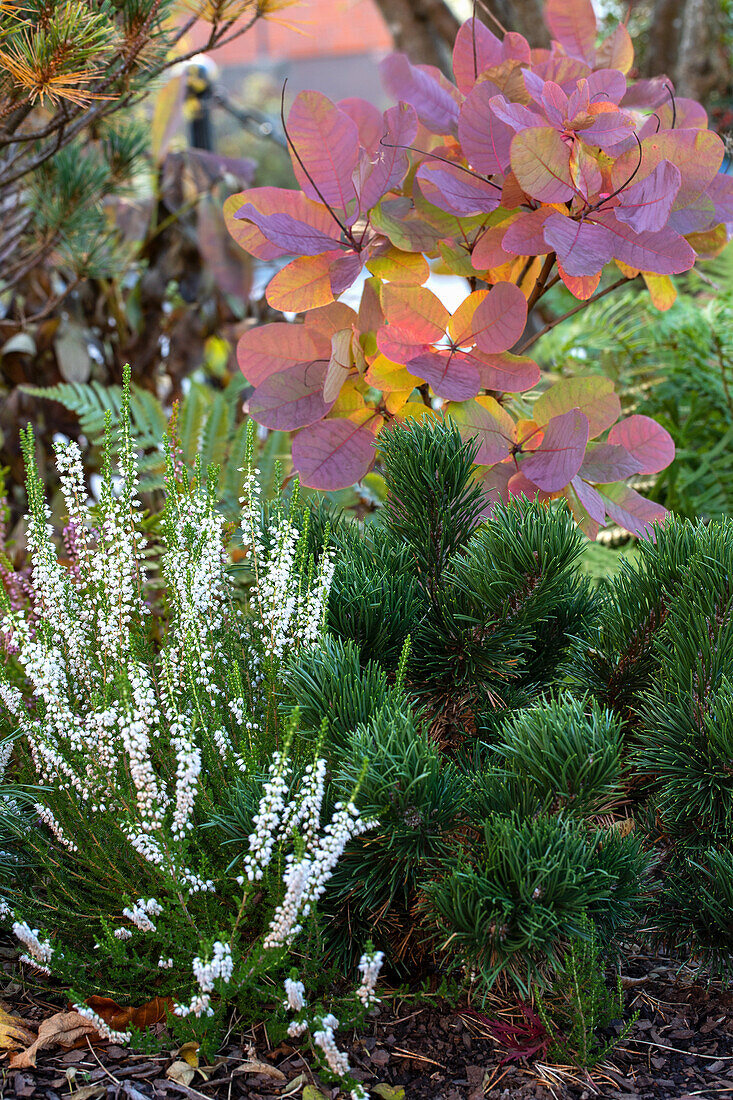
left=537, top=916, right=638, bottom=1068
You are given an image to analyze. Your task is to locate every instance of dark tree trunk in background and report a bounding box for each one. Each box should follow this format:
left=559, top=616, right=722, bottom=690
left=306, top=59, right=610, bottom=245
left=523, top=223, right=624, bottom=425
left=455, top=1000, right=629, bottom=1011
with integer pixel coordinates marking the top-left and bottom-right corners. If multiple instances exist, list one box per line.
left=641, top=0, right=732, bottom=107
left=373, top=0, right=550, bottom=74
left=489, top=0, right=550, bottom=47
left=372, top=0, right=460, bottom=73
left=642, top=0, right=681, bottom=81
left=675, top=0, right=731, bottom=102
left=373, top=0, right=731, bottom=114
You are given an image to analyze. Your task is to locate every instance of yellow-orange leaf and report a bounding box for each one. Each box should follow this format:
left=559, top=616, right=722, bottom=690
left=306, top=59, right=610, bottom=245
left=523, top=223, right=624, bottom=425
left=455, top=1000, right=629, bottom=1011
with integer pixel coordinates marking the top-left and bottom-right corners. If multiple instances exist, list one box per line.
left=329, top=378, right=367, bottom=418
left=516, top=418, right=543, bottom=448
left=365, top=354, right=421, bottom=393
left=0, top=1005, right=35, bottom=1052
left=686, top=222, right=728, bottom=258
left=384, top=389, right=415, bottom=414
left=266, top=254, right=334, bottom=312
left=615, top=259, right=639, bottom=279
left=395, top=402, right=440, bottom=421
left=366, top=248, right=430, bottom=286
left=642, top=273, right=677, bottom=311
left=519, top=256, right=543, bottom=297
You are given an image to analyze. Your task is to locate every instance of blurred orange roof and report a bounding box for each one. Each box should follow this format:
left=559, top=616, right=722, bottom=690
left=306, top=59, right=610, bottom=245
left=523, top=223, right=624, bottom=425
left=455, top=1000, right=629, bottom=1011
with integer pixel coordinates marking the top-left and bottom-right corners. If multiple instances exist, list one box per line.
left=187, top=0, right=392, bottom=68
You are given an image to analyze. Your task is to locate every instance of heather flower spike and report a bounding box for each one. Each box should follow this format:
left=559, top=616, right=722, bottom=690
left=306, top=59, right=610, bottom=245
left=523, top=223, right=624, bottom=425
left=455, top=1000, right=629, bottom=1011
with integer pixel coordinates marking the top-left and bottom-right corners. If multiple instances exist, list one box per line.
left=226, top=0, right=733, bottom=537
left=0, top=383, right=375, bottom=1029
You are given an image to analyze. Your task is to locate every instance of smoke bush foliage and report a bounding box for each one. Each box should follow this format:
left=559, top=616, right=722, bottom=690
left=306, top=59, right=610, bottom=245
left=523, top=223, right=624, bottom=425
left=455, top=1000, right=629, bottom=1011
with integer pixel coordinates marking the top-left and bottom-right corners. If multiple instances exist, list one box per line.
left=0, top=371, right=374, bottom=1053
left=224, top=0, right=733, bottom=538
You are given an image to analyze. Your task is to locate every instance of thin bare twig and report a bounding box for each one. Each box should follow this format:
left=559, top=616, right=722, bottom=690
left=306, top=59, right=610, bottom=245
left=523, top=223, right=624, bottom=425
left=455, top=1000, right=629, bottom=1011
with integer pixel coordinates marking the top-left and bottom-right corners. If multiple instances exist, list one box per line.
left=516, top=276, right=636, bottom=354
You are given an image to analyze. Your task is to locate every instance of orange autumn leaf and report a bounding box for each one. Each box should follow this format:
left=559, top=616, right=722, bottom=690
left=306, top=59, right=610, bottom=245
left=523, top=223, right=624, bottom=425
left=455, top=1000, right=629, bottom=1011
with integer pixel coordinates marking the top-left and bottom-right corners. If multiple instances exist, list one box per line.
left=85, top=994, right=173, bottom=1031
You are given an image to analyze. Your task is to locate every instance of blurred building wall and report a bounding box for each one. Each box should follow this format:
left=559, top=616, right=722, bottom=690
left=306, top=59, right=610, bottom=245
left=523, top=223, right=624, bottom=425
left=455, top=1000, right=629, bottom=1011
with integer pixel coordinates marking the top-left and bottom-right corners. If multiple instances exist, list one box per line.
left=188, top=0, right=393, bottom=104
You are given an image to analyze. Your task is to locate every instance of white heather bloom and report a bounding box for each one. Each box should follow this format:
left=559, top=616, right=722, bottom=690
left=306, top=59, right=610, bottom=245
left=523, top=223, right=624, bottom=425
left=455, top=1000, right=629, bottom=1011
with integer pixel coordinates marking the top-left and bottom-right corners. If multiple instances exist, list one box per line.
left=264, top=796, right=377, bottom=950
left=287, top=758, right=327, bottom=846
left=243, top=751, right=292, bottom=882
left=192, top=941, right=233, bottom=993
left=12, top=920, right=53, bottom=974
left=351, top=1088, right=370, bottom=1100
left=287, top=1020, right=308, bottom=1037
left=356, top=948, right=384, bottom=1007
left=263, top=858, right=308, bottom=949
left=34, top=803, right=78, bottom=851
left=121, top=898, right=161, bottom=933
left=73, top=1003, right=132, bottom=1044
left=174, top=993, right=213, bottom=1019
left=283, top=978, right=306, bottom=1012
left=313, top=1014, right=350, bottom=1077
left=0, top=416, right=360, bottom=1008
left=175, top=941, right=233, bottom=1019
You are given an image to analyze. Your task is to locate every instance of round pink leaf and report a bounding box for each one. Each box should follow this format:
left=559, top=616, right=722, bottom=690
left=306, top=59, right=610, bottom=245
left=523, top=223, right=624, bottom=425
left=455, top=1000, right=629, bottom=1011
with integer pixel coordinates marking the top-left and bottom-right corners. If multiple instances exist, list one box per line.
left=608, top=414, right=675, bottom=474
left=473, top=282, right=528, bottom=355
left=292, top=418, right=377, bottom=490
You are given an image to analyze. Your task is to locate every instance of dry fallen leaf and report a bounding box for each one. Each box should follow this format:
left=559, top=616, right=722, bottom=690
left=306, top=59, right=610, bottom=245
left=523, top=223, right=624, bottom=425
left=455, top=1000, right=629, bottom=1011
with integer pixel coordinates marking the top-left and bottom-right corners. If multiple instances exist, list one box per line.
left=373, top=1086, right=406, bottom=1100
left=235, top=1057, right=287, bottom=1081
left=86, top=994, right=173, bottom=1031
left=69, top=1084, right=106, bottom=1100
left=9, top=1011, right=98, bottom=1069
left=178, top=1039, right=200, bottom=1068
left=302, top=1087, right=328, bottom=1100
left=167, top=1059, right=196, bottom=1086
left=282, top=1072, right=307, bottom=1097
left=0, top=1004, right=36, bottom=1051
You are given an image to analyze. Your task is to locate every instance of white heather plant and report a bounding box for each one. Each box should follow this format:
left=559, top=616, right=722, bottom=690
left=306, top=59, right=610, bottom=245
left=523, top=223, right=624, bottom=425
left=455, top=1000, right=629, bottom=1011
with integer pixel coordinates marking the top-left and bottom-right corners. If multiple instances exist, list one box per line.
left=0, top=369, right=376, bottom=1056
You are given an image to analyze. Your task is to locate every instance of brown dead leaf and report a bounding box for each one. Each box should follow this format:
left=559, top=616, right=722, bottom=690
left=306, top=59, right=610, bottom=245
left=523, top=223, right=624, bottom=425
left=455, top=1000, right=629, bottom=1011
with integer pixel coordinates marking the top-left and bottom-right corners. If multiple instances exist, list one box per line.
left=235, top=1057, right=287, bottom=1081
left=69, top=1085, right=106, bottom=1100
left=85, top=994, right=173, bottom=1031
left=167, top=1059, right=196, bottom=1086
left=0, top=1003, right=36, bottom=1051
left=9, top=1011, right=98, bottom=1068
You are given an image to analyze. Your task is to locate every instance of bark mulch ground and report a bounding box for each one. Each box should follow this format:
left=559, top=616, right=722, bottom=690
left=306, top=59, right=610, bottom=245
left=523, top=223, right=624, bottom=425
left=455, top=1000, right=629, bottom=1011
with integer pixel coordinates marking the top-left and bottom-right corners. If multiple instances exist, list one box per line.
left=2, top=952, right=733, bottom=1100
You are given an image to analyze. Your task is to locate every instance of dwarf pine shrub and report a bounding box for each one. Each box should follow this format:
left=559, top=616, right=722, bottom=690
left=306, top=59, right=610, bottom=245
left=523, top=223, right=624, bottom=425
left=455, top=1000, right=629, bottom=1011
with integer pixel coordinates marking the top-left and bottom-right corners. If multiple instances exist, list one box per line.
left=289, top=417, right=733, bottom=995
left=0, top=373, right=377, bottom=1065
left=574, top=517, right=733, bottom=974
left=268, top=418, right=647, bottom=988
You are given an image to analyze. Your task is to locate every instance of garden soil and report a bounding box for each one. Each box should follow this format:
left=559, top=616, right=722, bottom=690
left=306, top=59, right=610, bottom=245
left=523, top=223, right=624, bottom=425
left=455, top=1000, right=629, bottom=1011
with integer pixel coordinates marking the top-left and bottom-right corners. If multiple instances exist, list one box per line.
left=3, top=950, right=733, bottom=1100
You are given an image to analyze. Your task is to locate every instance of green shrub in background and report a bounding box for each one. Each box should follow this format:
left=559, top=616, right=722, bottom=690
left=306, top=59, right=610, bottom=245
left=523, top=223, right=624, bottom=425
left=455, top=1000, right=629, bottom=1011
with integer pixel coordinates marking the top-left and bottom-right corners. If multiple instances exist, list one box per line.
left=535, top=255, right=733, bottom=522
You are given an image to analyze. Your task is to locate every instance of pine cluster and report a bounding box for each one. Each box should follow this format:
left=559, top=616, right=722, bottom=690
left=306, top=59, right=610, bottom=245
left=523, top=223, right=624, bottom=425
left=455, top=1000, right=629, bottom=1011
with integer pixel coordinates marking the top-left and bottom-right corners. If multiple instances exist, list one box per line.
left=0, top=0, right=278, bottom=287
left=277, top=417, right=733, bottom=992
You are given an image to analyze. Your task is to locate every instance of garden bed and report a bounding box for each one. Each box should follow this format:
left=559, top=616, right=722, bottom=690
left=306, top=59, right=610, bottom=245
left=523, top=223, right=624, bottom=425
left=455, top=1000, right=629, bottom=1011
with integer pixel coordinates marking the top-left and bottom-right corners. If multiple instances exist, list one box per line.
left=3, top=947, right=732, bottom=1100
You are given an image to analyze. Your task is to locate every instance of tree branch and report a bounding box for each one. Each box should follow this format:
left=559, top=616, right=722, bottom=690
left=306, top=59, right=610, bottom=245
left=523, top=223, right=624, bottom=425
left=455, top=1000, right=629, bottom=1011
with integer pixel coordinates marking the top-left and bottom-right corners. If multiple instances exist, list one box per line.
left=516, top=276, right=637, bottom=354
